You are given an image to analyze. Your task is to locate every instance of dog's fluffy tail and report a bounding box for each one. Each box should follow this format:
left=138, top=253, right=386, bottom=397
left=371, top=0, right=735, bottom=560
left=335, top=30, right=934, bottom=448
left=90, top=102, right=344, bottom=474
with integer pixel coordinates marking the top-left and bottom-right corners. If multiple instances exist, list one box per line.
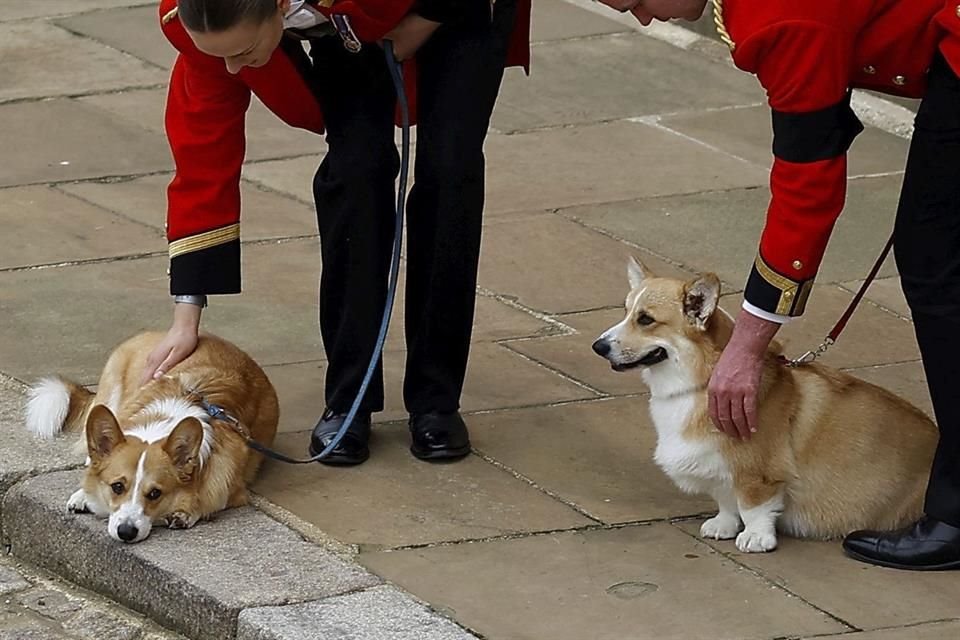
left=25, top=377, right=94, bottom=440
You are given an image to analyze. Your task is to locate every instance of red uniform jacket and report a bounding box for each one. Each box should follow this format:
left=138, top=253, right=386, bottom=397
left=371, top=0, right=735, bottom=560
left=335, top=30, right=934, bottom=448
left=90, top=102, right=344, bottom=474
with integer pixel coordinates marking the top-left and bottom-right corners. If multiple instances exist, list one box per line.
left=159, top=0, right=532, bottom=295
left=716, top=0, right=960, bottom=318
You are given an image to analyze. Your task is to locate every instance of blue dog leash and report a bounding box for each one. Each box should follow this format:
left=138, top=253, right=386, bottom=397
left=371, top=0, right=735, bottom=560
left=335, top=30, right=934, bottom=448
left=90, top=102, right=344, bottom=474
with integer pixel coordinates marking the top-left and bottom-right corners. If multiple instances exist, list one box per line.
left=202, top=41, right=410, bottom=464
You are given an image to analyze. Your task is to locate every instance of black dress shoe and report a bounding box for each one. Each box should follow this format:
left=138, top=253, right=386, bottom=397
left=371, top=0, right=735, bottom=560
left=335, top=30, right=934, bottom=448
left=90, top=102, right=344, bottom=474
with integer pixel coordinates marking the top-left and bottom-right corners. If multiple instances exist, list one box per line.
left=842, top=515, right=960, bottom=571
left=409, top=411, right=471, bottom=461
left=309, top=409, right=371, bottom=466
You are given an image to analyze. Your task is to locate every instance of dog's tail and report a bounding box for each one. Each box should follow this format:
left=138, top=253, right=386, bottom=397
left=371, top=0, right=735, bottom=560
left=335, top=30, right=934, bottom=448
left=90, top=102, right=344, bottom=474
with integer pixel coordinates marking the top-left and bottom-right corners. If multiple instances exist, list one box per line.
left=25, top=377, right=95, bottom=440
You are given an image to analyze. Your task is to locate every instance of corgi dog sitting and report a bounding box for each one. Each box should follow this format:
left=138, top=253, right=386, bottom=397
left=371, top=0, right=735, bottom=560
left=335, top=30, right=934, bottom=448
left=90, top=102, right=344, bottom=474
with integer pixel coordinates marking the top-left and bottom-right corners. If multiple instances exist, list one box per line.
left=592, top=257, right=937, bottom=553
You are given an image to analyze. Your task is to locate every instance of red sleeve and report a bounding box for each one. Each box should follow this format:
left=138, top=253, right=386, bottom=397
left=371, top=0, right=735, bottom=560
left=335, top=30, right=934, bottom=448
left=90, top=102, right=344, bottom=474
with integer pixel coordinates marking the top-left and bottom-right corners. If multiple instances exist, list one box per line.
left=163, top=52, right=250, bottom=295
left=735, top=21, right=859, bottom=317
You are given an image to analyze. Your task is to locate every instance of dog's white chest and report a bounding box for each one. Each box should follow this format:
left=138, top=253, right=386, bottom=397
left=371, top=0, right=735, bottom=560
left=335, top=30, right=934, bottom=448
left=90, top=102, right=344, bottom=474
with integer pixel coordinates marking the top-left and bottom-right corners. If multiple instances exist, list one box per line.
left=649, top=395, right=731, bottom=494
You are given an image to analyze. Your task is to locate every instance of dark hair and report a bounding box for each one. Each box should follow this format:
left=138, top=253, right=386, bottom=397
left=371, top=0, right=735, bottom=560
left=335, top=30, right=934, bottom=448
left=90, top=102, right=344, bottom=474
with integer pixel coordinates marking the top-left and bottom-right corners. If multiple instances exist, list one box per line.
left=177, top=0, right=279, bottom=32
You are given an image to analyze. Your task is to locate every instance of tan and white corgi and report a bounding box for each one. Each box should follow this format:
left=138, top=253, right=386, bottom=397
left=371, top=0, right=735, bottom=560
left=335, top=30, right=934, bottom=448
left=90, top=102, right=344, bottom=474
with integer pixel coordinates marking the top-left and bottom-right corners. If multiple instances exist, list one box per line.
left=592, top=257, right=938, bottom=553
left=25, top=331, right=279, bottom=543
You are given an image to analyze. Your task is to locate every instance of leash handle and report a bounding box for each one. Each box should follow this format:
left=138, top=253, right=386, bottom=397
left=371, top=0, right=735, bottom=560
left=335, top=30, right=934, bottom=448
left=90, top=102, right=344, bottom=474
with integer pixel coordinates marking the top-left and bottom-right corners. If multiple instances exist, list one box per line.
left=786, top=232, right=894, bottom=367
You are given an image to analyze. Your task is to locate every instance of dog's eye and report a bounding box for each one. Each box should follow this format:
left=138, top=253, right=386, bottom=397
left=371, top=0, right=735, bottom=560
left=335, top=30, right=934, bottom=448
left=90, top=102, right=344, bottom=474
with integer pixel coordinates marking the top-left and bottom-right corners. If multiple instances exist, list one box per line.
left=146, top=488, right=162, bottom=501
left=110, top=482, right=125, bottom=495
left=637, top=312, right=655, bottom=326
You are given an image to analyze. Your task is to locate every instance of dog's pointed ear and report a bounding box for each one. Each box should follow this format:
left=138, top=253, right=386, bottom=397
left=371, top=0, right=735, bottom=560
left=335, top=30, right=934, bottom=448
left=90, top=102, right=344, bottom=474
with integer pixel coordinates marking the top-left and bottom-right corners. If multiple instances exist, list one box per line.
left=86, top=405, right=125, bottom=463
left=163, top=417, right=204, bottom=481
left=683, top=273, right=721, bottom=330
left=627, top=255, right=652, bottom=290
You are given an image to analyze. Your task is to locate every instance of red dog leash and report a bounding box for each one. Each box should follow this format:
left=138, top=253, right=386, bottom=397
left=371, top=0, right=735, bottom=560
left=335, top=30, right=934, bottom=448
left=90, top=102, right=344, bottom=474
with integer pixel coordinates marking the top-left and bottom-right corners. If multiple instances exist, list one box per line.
left=784, top=232, right=895, bottom=367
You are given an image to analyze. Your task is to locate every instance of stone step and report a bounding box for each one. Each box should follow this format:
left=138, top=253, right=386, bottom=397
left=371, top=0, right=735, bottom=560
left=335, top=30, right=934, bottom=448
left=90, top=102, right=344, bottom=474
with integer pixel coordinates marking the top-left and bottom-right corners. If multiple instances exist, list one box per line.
left=2, top=471, right=474, bottom=640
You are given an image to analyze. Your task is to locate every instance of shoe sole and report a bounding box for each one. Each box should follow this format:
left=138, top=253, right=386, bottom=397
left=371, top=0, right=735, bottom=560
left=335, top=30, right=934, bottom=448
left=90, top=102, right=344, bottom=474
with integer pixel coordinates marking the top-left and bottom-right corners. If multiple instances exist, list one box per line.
left=410, top=444, right=471, bottom=461
left=843, top=548, right=960, bottom=571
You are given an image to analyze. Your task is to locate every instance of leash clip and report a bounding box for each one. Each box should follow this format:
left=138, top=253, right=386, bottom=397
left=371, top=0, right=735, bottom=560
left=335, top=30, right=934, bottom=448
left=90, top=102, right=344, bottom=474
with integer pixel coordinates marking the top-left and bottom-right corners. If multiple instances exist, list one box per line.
left=786, top=337, right=834, bottom=368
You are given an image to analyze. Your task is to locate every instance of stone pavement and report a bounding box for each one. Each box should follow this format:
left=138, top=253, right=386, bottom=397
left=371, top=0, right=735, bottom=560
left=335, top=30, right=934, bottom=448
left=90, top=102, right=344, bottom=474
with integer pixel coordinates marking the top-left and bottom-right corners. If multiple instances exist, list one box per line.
left=1, top=1, right=957, bottom=639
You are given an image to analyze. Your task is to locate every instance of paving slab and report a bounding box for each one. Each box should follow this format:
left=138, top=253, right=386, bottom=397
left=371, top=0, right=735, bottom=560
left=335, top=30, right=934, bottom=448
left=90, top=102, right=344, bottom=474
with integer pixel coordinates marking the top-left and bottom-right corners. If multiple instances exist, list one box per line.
left=564, top=173, right=904, bottom=290
left=252, top=425, right=594, bottom=549
left=0, top=99, right=172, bottom=187
left=237, top=585, right=477, bottom=640
left=80, top=88, right=326, bottom=163
left=529, top=0, right=630, bottom=42
left=478, top=212, right=697, bottom=314
left=0, top=240, right=328, bottom=385
left=675, top=521, right=960, bottom=632
left=56, top=5, right=176, bottom=69
left=843, top=276, right=911, bottom=319
left=469, top=397, right=715, bottom=523
left=810, top=622, right=960, bottom=639
left=265, top=339, right=595, bottom=432
left=0, top=1, right=151, bottom=22
left=59, top=174, right=320, bottom=241
left=492, top=31, right=763, bottom=133
left=0, top=21, right=167, bottom=102
left=361, top=523, right=847, bottom=640
left=0, top=186, right=162, bottom=269
left=3, top=471, right=381, bottom=640
left=719, top=285, right=919, bottom=370
left=660, top=104, right=911, bottom=178
left=244, top=120, right=770, bottom=217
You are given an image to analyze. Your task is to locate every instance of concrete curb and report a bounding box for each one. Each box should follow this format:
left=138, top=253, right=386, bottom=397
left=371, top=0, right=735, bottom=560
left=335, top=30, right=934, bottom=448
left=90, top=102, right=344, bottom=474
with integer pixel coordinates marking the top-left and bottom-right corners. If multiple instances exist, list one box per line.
left=3, top=471, right=418, bottom=640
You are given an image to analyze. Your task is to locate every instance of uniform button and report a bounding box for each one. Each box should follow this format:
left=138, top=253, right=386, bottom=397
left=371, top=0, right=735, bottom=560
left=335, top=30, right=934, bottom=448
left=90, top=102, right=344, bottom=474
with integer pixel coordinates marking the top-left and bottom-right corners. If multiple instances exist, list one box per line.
left=792, top=260, right=803, bottom=270
left=863, top=65, right=876, bottom=75
left=893, top=75, right=907, bottom=86
left=955, top=4, right=960, bottom=18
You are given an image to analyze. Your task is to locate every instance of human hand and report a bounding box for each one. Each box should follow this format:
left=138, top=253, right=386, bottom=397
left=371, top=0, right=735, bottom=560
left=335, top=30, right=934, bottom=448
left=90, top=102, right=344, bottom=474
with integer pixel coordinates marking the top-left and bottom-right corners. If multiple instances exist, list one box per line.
left=141, top=303, right=201, bottom=385
left=707, top=310, right=781, bottom=440
left=382, top=13, right=441, bottom=61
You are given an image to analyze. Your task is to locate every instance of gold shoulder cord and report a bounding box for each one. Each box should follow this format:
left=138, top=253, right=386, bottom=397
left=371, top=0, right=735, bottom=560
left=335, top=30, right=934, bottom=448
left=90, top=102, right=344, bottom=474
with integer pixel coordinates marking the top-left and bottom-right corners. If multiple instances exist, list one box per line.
left=161, top=6, right=178, bottom=25
left=711, top=0, right=735, bottom=52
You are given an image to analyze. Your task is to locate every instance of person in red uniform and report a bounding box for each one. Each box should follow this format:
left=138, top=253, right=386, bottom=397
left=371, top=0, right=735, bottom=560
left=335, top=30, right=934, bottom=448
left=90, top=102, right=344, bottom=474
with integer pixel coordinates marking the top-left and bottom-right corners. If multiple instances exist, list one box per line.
left=600, top=0, right=960, bottom=570
left=144, top=0, right=531, bottom=466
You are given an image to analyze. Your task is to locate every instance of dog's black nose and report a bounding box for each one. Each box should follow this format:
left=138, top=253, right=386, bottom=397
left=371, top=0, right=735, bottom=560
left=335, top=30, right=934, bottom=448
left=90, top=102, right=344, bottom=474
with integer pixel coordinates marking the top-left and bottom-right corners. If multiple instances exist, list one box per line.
left=592, top=338, right=611, bottom=357
left=117, top=523, right=139, bottom=542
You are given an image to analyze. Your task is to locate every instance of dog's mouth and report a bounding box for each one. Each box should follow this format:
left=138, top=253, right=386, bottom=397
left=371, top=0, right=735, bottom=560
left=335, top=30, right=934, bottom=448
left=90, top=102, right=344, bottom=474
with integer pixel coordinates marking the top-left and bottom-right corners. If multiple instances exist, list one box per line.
left=611, top=347, right=668, bottom=371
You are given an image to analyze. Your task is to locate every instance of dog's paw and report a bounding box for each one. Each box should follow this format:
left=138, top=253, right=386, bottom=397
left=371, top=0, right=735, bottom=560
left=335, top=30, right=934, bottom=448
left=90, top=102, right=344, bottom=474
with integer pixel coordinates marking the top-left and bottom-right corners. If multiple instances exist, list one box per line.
left=66, top=489, right=91, bottom=514
left=163, top=511, right=200, bottom=530
left=700, top=514, right=741, bottom=540
left=735, top=529, right=778, bottom=553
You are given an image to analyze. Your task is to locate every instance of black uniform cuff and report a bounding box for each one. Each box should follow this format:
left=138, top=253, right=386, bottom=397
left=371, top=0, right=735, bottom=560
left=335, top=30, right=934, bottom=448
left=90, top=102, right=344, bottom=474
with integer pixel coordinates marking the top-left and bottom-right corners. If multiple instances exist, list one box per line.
left=169, top=239, right=241, bottom=295
left=744, top=254, right=814, bottom=317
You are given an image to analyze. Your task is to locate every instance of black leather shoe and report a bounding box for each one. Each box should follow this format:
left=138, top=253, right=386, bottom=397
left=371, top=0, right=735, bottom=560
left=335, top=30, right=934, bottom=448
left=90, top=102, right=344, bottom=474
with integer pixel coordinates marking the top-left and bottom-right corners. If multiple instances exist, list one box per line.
left=409, top=411, right=471, bottom=461
left=309, top=409, right=371, bottom=466
left=842, top=515, right=960, bottom=571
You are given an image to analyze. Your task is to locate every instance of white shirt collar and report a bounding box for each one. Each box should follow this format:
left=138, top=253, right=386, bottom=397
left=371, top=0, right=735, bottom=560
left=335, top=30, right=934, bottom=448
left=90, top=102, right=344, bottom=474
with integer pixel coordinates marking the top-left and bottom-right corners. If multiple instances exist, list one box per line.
left=283, top=1, right=328, bottom=30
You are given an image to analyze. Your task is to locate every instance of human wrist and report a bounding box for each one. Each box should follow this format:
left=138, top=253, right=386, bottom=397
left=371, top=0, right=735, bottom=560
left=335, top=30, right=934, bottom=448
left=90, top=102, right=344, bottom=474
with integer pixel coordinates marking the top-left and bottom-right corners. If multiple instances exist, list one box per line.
left=171, top=300, right=202, bottom=331
left=729, top=308, right=780, bottom=356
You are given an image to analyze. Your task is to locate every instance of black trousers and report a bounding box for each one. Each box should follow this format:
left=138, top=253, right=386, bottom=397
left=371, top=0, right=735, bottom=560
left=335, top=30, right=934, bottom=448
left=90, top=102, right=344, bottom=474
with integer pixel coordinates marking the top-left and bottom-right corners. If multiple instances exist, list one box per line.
left=894, top=52, right=960, bottom=527
left=308, top=1, right=517, bottom=417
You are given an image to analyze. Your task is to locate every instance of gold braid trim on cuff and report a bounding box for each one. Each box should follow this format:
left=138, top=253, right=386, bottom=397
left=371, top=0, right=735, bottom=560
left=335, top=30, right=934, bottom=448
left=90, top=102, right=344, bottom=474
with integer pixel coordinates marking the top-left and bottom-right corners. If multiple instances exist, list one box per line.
left=169, top=224, right=240, bottom=258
